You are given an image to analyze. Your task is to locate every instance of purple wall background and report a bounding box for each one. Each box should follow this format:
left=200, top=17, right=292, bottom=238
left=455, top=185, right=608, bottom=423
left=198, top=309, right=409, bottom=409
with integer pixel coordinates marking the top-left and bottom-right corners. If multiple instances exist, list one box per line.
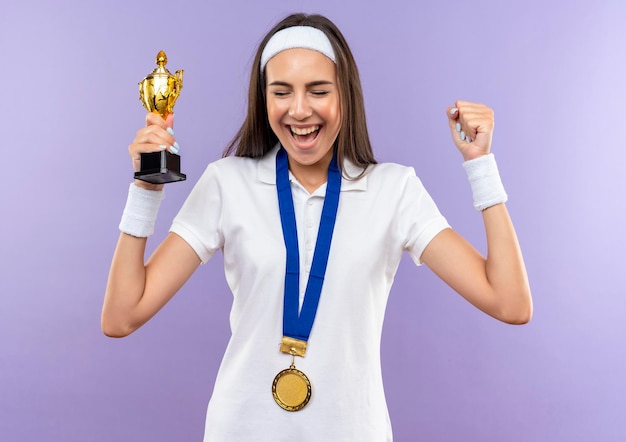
left=1, top=0, right=625, bottom=440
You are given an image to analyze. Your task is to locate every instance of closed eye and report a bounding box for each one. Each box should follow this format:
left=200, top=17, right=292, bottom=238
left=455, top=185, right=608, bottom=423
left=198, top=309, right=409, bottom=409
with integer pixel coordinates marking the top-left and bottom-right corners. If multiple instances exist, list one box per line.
left=271, top=90, right=291, bottom=97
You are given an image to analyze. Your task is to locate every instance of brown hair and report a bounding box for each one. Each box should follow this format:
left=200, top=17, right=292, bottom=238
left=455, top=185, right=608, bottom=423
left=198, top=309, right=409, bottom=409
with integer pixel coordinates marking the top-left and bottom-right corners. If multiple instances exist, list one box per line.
left=223, top=13, right=376, bottom=171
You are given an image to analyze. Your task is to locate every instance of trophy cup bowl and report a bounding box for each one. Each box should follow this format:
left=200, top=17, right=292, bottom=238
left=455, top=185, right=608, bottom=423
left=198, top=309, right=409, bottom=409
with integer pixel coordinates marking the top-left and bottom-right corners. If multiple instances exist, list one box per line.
left=135, top=50, right=186, bottom=184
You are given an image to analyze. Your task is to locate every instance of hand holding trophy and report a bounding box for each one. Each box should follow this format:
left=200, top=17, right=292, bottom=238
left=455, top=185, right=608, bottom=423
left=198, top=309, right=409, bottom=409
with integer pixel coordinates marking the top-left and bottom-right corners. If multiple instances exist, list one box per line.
left=135, top=51, right=186, bottom=184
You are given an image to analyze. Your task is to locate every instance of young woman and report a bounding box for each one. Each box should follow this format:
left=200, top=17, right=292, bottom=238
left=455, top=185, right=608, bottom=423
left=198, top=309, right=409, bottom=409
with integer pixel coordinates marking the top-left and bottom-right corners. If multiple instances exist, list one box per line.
left=103, top=13, right=532, bottom=441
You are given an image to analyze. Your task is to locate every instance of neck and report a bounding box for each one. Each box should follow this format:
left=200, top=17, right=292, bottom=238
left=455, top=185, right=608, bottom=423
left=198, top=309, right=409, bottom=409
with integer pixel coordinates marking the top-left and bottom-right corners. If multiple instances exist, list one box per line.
left=287, top=151, right=334, bottom=194
left=289, top=163, right=328, bottom=193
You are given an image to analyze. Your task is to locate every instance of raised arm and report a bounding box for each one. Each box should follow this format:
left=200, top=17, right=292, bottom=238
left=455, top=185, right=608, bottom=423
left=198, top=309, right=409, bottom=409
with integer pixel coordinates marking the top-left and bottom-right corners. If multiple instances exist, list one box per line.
left=101, top=113, right=201, bottom=337
left=420, top=101, right=532, bottom=324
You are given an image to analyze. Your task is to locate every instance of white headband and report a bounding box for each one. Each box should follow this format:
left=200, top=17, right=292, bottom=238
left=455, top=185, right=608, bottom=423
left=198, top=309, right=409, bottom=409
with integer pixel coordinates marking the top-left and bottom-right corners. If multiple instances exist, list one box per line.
left=260, top=26, right=336, bottom=71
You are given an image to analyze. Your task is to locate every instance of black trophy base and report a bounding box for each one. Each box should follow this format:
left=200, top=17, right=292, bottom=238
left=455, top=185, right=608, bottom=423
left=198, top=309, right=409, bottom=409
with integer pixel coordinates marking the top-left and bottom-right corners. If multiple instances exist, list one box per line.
left=134, top=150, right=186, bottom=184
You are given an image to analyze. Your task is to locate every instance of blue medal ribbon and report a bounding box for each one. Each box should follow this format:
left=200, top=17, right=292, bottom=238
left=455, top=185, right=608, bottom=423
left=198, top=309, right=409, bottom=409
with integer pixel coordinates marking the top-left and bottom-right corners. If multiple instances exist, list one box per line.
left=276, top=147, right=341, bottom=343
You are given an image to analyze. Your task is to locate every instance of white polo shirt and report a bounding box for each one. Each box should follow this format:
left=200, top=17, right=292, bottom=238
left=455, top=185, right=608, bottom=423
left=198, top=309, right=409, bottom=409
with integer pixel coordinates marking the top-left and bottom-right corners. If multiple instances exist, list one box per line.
left=170, top=145, right=449, bottom=442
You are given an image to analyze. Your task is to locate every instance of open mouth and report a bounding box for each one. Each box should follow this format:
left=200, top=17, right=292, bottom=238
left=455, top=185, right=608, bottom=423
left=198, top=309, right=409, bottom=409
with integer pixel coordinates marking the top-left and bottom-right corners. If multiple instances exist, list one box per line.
left=289, top=125, right=320, bottom=144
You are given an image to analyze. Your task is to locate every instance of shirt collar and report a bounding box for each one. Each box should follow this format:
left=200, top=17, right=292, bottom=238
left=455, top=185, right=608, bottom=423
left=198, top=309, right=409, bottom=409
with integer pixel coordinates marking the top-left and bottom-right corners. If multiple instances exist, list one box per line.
left=258, top=144, right=368, bottom=191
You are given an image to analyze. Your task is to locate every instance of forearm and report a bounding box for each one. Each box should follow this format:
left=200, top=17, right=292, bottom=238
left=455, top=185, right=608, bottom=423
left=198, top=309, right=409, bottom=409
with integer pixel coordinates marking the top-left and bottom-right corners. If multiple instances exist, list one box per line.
left=102, top=183, right=164, bottom=337
left=102, top=233, right=150, bottom=337
left=482, top=204, right=532, bottom=323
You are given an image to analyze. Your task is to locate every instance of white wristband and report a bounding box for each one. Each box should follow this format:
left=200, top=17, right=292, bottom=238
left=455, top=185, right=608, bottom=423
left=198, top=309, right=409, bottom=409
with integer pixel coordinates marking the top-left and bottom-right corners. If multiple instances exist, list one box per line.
left=119, top=183, right=165, bottom=237
left=462, top=154, right=508, bottom=211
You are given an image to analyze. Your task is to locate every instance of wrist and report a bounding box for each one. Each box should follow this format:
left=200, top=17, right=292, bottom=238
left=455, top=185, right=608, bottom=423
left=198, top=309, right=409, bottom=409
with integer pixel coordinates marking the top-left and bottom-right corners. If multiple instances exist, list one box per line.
left=461, top=151, right=490, bottom=162
left=119, top=183, right=165, bottom=237
left=462, top=154, right=508, bottom=211
left=133, top=179, right=164, bottom=191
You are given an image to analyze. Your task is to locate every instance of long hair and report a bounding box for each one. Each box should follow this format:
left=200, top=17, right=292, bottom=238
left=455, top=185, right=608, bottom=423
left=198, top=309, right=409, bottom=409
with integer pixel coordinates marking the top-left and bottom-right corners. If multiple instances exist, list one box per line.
left=223, top=13, right=377, bottom=171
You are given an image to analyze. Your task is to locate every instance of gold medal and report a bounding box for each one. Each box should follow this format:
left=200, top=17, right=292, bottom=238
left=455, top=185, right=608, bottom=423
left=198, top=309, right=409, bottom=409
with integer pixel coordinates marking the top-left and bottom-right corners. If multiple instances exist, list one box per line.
left=272, top=360, right=311, bottom=411
left=272, top=340, right=312, bottom=411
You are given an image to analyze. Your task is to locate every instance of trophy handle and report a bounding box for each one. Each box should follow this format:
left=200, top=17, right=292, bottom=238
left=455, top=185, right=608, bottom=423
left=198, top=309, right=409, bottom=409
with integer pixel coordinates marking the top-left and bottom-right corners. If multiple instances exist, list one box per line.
left=174, top=70, right=184, bottom=98
left=138, top=82, right=145, bottom=107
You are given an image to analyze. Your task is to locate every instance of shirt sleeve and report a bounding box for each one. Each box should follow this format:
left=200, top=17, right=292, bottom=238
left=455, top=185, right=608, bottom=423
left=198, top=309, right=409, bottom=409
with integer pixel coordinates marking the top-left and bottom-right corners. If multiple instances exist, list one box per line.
left=395, top=168, right=450, bottom=266
left=170, top=162, right=224, bottom=264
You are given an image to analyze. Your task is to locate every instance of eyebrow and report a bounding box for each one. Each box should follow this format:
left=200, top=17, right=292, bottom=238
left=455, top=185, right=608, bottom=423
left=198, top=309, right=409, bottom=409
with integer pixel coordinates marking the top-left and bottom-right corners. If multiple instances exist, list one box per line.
left=267, top=80, right=334, bottom=87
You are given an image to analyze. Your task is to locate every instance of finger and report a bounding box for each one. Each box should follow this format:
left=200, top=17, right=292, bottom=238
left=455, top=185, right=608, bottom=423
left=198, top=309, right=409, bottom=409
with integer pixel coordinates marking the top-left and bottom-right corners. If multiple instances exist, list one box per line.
left=134, top=126, right=175, bottom=147
left=129, top=142, right=168, bottom=156
left=135, top=116, right=180, bottom=154
left=160, top=113, right=178, bottom=153
left=448, top=105, right=475, bottom=144
left=447, top=105, right=460, bottom=121
left=144, top=112, right=175, bottom=128
left=446, top=106, right=461, bottom=137
left=165, top=113, right=175, bottom=130
left=460, top=111, right=494, bottom=141
left=145, top=112, right=168, bottom=128
left=456, top=102, right=493, bottom=139
left=142, top=113, right=175, bottom=146
left=165, top=114, right=180, bottom=153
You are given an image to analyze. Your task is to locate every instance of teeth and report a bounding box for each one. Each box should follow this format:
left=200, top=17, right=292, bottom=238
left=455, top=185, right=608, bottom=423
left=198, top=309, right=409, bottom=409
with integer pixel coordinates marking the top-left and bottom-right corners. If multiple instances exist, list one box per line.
left=290, top=125, right=319, bottom=135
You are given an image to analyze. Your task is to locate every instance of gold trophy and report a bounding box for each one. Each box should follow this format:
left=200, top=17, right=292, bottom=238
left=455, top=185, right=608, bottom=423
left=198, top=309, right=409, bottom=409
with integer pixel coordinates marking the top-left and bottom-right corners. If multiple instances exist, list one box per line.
left=135, top=50, right=186, bottom=183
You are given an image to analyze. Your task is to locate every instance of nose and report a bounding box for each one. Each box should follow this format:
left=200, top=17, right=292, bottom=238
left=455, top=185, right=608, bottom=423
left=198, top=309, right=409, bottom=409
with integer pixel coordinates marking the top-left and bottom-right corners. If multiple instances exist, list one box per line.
left=288, top=92, right=312, bottom=120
